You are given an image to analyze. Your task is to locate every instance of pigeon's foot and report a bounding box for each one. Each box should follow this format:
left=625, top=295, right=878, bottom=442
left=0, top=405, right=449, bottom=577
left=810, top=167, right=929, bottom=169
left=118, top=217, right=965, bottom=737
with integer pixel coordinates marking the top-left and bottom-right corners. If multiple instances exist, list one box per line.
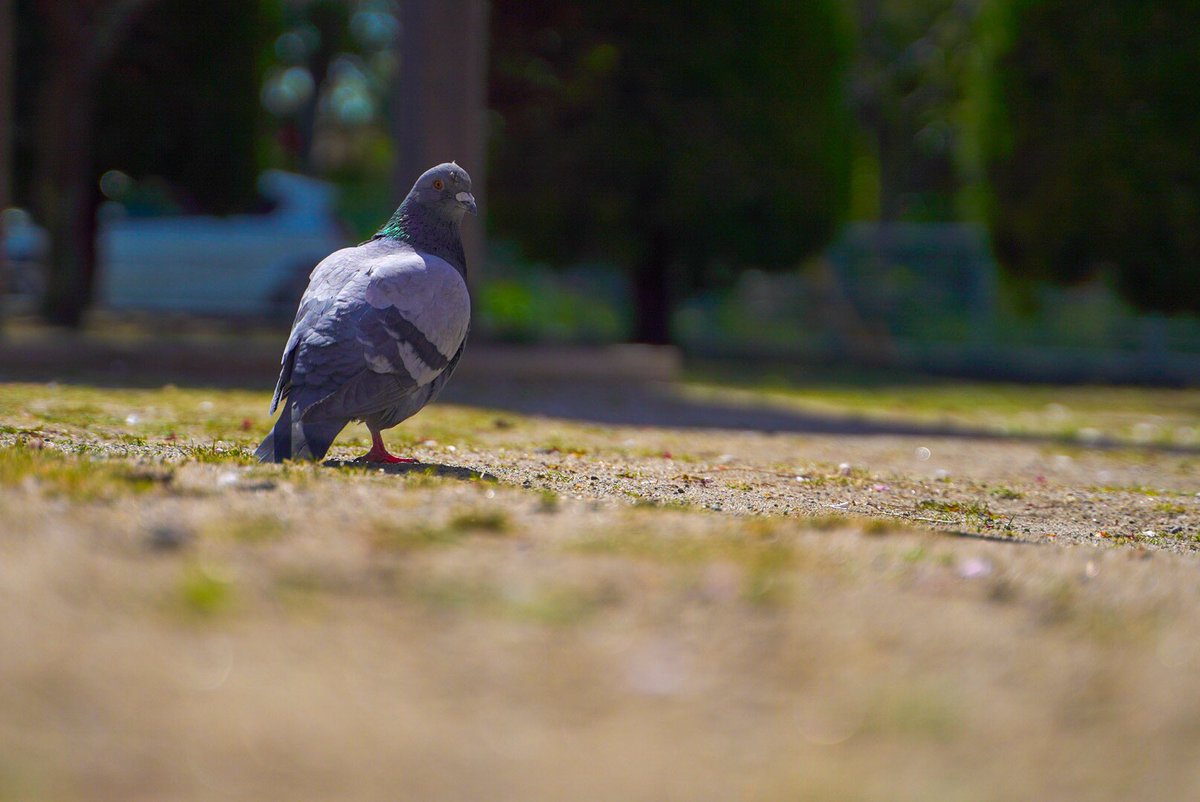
left=360, top=430, right=418, bottom=464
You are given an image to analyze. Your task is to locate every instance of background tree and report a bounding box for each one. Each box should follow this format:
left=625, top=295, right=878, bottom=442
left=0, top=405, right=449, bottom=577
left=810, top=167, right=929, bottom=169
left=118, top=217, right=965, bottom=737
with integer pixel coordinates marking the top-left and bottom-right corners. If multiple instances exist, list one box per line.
left=15, top=0, right=277, bottom=326
left=394, top=0, right=489, bottom=283
left=850, top=0, right=980, bottom=221
left=95, top=0, right=279, bottom=214
left=21, top=0, right=158, bottom=327
left=973, top=0, right=1200, bottom=313
left=488, top=1, right=854, bottom=344
left=288, top=0, right=350, bottom=174
left=1, top=0, right=12, bottom=330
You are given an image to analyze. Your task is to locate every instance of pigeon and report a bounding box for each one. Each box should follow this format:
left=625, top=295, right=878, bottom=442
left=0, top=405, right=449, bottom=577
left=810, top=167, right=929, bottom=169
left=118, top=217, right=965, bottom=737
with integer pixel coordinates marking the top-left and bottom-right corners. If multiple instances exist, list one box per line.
left=255, top=163, right=476, bottom=463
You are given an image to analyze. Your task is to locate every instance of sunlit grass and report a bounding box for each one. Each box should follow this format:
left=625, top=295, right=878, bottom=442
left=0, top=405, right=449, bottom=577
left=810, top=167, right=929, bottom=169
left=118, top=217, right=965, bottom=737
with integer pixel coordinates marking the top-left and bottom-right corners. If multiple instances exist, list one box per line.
left=208, top=514, right=287, bottom=544
left=0, top=382, right=270, bottom=444
left=407, top=575, right=608, bottom=625
left=369, top=522, right=466, bottom=552
left=0, top=442, right=172, bottom=501
left=447, top=509, right=511, bottom=533
left=177, top=561, right=236, bottom=618
left=686, top=364, right=1200, bottom=444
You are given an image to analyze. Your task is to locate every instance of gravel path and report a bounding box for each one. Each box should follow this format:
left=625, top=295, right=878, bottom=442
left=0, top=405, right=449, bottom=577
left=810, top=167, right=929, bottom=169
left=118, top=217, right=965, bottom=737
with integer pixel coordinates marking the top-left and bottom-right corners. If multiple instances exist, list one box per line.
left=428, top=377, right=1200, bottom=552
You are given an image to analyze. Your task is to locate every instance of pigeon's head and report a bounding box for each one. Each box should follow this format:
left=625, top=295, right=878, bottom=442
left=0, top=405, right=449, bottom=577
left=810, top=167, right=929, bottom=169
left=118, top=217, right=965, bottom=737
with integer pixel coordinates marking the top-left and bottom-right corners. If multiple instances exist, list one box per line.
left=408, top=162, right=477, bottom=219
left=376, top=163, right=477, bottom=262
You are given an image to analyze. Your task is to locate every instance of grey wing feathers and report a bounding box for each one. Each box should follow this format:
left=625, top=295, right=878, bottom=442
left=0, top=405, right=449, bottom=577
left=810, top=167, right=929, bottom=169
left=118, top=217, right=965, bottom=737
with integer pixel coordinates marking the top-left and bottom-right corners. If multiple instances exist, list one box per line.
left=268, top=241, right=470, bottom=426
left=358, top=249, right=471, bottom=384
left=358, top=332, right=467, bottom=433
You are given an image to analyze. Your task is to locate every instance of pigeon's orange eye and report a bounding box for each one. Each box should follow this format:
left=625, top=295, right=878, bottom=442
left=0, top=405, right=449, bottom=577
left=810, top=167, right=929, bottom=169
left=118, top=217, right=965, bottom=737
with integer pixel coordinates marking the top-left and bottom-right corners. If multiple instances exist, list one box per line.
left=432, top=179, right=444, bottom=191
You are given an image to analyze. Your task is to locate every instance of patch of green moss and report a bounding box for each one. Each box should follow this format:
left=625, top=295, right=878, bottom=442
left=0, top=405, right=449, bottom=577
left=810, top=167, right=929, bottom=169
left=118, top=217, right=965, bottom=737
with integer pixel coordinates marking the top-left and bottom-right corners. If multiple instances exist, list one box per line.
left=569, top=518, right=801, bottom=587
left=370, top=522, right=465, bottom=552
left=180, top=441, right=257, bottom=465
left=0, top=443, right=172, bottom=501
left=742, top=541, right=795, bottom=605
left=538, top=490, right=561, bottom=512
left=410, top=576, right=604, bottom=625
left=916, top=498, right=1008, bottom=532
left=212, top=515, right=286, bottom=544
left=178, top=562, right=235, bottom=618
left=447, top=509, right=511, bottom=533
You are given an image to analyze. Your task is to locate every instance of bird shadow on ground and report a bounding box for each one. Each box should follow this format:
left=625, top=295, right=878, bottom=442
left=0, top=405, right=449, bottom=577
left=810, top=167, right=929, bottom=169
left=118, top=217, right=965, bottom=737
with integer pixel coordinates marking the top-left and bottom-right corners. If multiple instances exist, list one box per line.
left=322, top=459, right=496, bottom=481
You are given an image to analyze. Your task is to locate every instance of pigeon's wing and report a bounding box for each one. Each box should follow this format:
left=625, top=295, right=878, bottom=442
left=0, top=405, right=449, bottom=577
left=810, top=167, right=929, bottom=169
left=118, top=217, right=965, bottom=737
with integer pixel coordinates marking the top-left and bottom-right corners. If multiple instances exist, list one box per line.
left=268, top=246, right=366, bottom=414
left=358, top=248, right=471, bottom=385
left=295, top=246, right=471, bottom=423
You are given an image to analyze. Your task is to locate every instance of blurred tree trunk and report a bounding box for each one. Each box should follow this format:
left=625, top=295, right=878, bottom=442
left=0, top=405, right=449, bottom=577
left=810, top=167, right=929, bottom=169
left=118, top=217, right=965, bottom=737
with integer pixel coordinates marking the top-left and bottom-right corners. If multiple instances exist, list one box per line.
left=31, top=0, right=155, bottom=328
left=631, top=227, right=672, bottom=345
left=294, top=0, right=345, bottom=174
left=393, top=0, right=489, bottom=288
left=0, top=0, right=12, bottom=322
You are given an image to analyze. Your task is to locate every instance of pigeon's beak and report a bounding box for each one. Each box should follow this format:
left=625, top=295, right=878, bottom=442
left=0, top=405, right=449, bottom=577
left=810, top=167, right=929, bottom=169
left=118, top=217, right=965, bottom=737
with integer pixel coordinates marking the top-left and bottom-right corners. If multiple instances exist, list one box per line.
left=455, top=192, right=478, bottom=215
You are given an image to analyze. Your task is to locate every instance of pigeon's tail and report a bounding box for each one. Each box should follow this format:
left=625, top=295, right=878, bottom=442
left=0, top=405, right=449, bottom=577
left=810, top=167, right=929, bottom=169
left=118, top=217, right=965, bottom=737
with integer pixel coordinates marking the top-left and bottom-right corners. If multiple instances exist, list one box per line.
left=255, top=402, right=346, bottom=463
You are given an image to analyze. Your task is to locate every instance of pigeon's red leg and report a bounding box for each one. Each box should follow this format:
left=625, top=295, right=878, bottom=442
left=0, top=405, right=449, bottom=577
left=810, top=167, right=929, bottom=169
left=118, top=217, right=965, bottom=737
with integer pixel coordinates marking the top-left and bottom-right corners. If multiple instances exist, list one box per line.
left=361, top=430, right=417, bottom=464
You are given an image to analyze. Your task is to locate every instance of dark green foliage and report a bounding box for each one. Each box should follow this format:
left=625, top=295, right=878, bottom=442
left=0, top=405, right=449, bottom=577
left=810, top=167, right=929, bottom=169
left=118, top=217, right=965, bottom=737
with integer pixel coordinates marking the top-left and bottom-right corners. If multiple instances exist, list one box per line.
left=851, top=0, right=979, bottom=221
left=488, top=1, right=854, bottom=343
left=976, top=0, right=1200, bottom=313
left=12, top=0, right=278, bottom=215
left=95, top=0, right=281, bottom=214
left=13, top=0, right=281, bottom=327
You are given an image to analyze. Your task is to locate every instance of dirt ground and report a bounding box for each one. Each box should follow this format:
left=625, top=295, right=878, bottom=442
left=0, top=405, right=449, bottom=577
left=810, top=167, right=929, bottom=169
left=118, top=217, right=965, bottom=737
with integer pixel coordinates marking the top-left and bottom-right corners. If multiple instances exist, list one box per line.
left=2, top=367, right=1200, bottom=801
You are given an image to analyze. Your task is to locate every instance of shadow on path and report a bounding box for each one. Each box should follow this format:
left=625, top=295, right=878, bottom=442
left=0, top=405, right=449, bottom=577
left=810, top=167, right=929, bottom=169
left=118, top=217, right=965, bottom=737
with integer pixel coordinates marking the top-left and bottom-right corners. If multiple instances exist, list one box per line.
left=440, top=379, right=1200, bottom=455
left=443, top=379, right=959, bottom=436
left=5, top=337, right=1197, bottom=455
left=322, top=458, right=496, bottom=481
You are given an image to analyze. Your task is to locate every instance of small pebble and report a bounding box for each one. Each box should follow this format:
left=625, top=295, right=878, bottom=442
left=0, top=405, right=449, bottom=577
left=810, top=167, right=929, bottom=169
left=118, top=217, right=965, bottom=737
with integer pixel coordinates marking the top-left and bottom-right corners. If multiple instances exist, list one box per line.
left=236, top=480, right=277, bottom=492
left=146, top=525, right=191, bottom=551
left=957, top=557, right=993, bottom=579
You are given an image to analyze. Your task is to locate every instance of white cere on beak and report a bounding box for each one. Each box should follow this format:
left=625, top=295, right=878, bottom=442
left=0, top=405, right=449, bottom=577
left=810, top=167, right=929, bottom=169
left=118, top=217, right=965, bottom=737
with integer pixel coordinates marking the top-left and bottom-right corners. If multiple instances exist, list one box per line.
left=455, top=191, right=478, bottom=215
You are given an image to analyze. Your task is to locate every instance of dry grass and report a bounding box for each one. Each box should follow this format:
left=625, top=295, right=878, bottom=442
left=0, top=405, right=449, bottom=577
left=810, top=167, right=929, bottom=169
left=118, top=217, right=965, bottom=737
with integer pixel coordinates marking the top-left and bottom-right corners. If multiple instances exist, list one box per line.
left=2, top=378, right=1200, bottom=801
